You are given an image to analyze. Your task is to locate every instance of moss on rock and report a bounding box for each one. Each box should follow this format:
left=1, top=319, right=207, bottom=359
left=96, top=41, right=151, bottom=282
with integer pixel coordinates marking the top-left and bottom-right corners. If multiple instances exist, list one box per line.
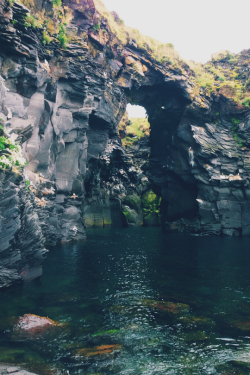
left=123, top=193, right=141, bottom=212
left=141, top=190, right=161, bottom=226
left=122, top=205, right=143, bottom=226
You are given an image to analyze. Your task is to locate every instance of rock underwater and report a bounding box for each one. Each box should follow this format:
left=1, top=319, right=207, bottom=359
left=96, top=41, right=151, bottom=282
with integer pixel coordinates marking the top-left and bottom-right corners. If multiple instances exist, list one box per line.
left=1, top=0, right=250, bottom=287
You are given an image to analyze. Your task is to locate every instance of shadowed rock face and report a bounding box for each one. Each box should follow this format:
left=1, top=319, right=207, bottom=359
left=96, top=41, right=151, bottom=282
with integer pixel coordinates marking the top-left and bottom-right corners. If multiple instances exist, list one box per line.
left=0, top=170, right=47, bottom=289
left=1, top=0, right=250, bottom=286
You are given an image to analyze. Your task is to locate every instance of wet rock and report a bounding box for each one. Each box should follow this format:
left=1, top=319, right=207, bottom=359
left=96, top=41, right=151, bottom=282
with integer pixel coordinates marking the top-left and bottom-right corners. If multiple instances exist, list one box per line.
left=12, top=314, right=58, bottom=339
left=229, top=320, right=250, bottom=332
left=216, top=361, right=250, bottom=375
left=178, top=315, right=215, bottom=328
left=143, top=300, right=190, bottom=315
left=183, top=330, right=208, bottom=342
left=75, top=344, right=122, bottom=357
left=122, top=205, right=143, bottom=226
left=15, top=314, right=57, bottom=331
left=0, top=170, right=47, bottom=289
left=0, top=365, right=37, bottom=375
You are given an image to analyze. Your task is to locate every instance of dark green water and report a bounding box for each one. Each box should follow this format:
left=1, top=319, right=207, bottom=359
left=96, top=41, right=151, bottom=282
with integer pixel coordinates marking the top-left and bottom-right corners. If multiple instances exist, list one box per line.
left=2, top=228, right=250, bottom=374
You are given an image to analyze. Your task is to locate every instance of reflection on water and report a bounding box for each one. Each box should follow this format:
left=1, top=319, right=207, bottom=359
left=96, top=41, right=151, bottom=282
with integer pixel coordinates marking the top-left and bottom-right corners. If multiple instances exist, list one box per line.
left=1, top=228, right=250, bottom=374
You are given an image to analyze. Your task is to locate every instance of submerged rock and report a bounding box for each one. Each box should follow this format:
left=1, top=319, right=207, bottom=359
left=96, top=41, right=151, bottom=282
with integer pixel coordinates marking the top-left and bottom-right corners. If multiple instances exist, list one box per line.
left=0, top=365, right=38, bottom=375
left=229, top=320, right=250, bottom=332
left=75, top=344, right=122, bottom=357
left=215, top=361, right=250, bottom=375
left=143, top=300, right=190, bottom=314
left=178, top=315, right=215, bottom=328
left=183, top=330, right=208, bottom=342
left=12, top=314, right=58, bottom=339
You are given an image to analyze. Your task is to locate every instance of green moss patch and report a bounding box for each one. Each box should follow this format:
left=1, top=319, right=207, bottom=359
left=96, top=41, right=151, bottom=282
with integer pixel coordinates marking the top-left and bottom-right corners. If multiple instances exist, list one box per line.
left=141, top=190, right=161, bottom=226
left=123, top=193, right=141, bottom=212
left=92, top=329, right=120, bottom=337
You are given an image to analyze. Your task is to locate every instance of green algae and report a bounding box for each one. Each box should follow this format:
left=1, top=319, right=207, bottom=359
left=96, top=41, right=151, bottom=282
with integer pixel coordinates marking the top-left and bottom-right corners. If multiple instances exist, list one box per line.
left=92, top=329, right=120, bottom=337
left=0, top=347, right=43, bottom=363
left=122, top=205, right=143, bottom=226
left=183, top=330, right=208, bottom=342
left=143, top=299, right=190, bottom=315
left=123, top=194, right=141, bottom=212
left=141, top=190, right=161, bottom=226
left=178, top=315, right=215, bottom=328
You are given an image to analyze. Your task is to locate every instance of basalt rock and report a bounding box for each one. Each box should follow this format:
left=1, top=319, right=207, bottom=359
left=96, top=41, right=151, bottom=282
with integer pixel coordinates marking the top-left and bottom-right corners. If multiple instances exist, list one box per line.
left=1, top=0, right=250, bottom=287
left=0, top=169, right=47, bottom=288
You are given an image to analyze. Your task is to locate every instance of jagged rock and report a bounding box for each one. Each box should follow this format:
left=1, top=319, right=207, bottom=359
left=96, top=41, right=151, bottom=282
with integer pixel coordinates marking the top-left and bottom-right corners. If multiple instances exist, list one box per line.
left=15, top=314, right=57, bottom=331
left=1, top=0, right=250, bottom=287
left=0, top=170, right=46, bottom=289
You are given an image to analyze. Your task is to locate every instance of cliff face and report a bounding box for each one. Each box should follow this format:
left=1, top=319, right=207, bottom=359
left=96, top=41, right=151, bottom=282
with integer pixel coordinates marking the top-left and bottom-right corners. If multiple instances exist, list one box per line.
left=1, top=0, right=250, bottom=287
left=0, top=169, right=47, bottom=288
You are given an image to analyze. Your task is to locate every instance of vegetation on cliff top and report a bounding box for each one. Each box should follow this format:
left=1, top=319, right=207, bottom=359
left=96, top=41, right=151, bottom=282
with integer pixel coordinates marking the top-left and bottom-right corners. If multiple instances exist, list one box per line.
left=14, top=0, right=73, bottom=48
left=10, top=0, right=250, bottom=107
left=188, top=50, right=250, bottom=106
left=94, top=0, right=250, bottom=106
left=94, top=0, right=180, bottom=63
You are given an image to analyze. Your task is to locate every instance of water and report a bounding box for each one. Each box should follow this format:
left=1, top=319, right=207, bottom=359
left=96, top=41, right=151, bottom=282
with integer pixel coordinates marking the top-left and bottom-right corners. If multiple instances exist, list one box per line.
left=1, top=228, right=250, bottom=374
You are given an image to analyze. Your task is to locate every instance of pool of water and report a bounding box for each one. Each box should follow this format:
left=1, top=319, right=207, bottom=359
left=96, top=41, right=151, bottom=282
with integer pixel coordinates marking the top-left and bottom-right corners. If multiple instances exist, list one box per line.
left=1, top=228, right=250, bottom=374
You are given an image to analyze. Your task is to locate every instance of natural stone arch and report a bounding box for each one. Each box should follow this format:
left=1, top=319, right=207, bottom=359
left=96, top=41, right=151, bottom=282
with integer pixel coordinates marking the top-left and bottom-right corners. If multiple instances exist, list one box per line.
left=123, top=81, right=199, bottom=224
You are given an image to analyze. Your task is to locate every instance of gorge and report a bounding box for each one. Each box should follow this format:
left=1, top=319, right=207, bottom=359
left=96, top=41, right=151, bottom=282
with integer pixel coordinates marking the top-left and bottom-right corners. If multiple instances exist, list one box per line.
left=1, top=0, right=250, bottom=373
left=1, top=0, right=250, bottom=288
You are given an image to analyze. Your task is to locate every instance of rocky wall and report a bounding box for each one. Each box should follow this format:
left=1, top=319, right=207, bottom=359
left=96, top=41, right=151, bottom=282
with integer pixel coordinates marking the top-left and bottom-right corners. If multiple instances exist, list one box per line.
left=0, top=169, right=47, bottom=288
left=1, top=0, right=250, bottom=288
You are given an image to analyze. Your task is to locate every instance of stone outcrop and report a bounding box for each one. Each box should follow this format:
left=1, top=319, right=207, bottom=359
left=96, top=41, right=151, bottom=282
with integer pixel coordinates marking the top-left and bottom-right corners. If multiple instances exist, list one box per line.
left=0, top=365, right=37, bottom=375
left=0, top=169, right=46, bottom=288
left=1, top=0, right=250, bottom=286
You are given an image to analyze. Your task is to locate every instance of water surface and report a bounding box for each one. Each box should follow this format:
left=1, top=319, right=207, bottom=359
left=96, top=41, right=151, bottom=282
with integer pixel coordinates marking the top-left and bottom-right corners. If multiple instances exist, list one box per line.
left=1, top=228, right=250, bottom=374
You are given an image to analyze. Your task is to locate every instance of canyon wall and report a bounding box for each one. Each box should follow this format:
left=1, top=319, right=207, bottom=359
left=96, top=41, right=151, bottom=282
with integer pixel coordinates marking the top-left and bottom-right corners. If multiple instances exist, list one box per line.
left=1, top=0, right=250, bottom=287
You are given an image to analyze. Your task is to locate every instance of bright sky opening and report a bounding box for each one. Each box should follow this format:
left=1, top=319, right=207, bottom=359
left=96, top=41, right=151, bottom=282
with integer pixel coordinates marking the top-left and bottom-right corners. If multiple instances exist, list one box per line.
left=127, top=104, right=147, bottom=118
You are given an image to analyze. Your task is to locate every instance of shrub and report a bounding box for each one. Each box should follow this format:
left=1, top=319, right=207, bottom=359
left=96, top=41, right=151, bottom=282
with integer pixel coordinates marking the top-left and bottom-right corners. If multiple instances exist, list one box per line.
left=0, top=136, right=26, bottom=170
left=188, top=62, right=214, bottom=90
left=20, top=0, right=35, bottom=8
left=25, top=14, right=43, bottom=28
left=93, top=23, right=100, bottom=32
left=53, top=0, right=62, bottom=7
left=42, top=31, right=52, bottom=45
left=232, top=118, right=240, bottom=126
left=0, top=137, right=5, bottom=151
left=242, top=97, right=250, bottom=107
left=212, top=50, right=230, bottom=61
left=57, top=24, right=69, bottom=48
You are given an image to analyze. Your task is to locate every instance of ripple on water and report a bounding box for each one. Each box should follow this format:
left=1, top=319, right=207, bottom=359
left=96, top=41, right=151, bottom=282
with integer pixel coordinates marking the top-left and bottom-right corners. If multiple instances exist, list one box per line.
left=1, top=229, right=250, bottom=374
